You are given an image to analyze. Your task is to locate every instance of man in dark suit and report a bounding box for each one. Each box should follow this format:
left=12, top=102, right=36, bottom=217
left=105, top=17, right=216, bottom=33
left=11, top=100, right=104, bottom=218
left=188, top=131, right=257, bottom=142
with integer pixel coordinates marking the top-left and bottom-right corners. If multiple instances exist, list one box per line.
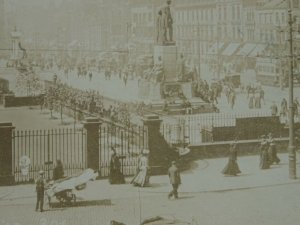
left=168, top=161, right=181, bottom=199
left=35, top=170, right=45, bottom=212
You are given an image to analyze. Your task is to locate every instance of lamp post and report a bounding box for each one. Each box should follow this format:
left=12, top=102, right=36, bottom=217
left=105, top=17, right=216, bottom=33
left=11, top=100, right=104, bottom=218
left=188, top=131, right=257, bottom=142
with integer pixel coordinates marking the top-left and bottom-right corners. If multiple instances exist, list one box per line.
left=287, top=0, right=296, bottom=179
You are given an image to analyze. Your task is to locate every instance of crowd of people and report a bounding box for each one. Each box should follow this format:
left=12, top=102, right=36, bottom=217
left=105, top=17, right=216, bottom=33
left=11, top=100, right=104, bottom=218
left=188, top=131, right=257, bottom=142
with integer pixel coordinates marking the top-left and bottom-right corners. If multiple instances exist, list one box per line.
left=192, top=79, right=222, bottom=104
left=44, top=81, right=132, bottom=125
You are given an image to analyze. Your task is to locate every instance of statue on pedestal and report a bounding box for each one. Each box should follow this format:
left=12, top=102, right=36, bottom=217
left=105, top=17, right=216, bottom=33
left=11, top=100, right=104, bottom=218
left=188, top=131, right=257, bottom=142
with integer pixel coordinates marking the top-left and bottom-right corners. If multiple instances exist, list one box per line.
left=156, top=0, right=174, bottom=45
left=156, top=10, right=165, bottom=44
left=164, top=0, right=173, bottom=42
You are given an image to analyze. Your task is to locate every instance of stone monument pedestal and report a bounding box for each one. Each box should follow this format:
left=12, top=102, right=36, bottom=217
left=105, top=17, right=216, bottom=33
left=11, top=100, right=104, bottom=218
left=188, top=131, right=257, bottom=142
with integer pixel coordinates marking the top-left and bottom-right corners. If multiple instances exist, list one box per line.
left=154, top=45, right=177, bottom=82
left=137, top=43, right=216, bottom=115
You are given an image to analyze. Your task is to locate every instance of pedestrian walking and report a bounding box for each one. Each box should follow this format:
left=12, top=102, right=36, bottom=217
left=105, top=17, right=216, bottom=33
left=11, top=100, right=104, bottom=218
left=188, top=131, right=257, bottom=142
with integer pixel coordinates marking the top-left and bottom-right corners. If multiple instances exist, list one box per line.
left=109, top=148, right=125, bottom=185
left=131, top=149, right=150, bottom=187
left=35, top=170, right=45, bottom=212
left=249, top=93, right=254, bottom=109
left=229, top=91, right=236, bottom=110
left=259, top=136, right=270, bottom=169
left=88, top=71, right=93, bottom=81
left=270, top=101, right=278, bottom=116
left=168, top=161, right=181, bottom=200
left=267, top=133, right=280, bottom=165
left=254, top=90, right=261, bottom=109
left=222, top=140, right=241, bottom=176
left=280, top=98, right=288, bottom=117
left=259, top=88, right=265, bottom=105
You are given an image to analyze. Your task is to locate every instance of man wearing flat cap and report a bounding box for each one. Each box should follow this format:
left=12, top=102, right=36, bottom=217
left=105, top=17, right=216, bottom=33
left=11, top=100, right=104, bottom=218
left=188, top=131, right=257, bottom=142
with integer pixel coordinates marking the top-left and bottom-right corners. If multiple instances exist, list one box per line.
left=35, top=170, right=45, bottom=212
left=168, top=161, right=181, bottom=199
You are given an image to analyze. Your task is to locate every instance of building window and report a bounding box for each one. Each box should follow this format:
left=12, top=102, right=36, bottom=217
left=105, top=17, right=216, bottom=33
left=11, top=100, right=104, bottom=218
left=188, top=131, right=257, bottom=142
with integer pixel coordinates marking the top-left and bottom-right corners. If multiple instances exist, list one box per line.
left=232, top=5, right=235, bottom=20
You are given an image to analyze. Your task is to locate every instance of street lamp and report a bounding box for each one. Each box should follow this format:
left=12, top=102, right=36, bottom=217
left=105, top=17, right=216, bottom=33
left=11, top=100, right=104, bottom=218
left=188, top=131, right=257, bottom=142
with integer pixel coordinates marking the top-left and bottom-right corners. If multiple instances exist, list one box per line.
left=287, top=0, right=296, bottom=179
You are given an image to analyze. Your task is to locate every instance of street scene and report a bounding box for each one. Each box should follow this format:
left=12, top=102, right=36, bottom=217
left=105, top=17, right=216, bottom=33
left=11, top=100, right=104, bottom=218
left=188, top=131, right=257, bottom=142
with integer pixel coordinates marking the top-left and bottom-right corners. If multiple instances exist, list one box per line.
left=0, top=0, right=300, bottom=225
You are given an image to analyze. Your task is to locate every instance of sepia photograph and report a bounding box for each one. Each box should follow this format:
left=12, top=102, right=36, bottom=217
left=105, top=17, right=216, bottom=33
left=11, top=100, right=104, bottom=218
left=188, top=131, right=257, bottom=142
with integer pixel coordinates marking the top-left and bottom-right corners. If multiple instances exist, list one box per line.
left=0, top=0, right=300, bottom=224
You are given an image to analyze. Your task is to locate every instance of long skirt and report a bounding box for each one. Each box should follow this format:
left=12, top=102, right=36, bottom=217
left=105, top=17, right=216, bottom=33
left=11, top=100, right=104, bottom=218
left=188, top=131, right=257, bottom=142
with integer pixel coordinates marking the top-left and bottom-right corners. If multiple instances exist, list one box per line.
left=222, top=159, right=241, bottom=176
left=268, top=148, right=280, bottom=164
left=109, top=169, right=125, bottom=184
left=131, top=168, right=149, bottom=187
left=260, top=152, right=270, bottom=169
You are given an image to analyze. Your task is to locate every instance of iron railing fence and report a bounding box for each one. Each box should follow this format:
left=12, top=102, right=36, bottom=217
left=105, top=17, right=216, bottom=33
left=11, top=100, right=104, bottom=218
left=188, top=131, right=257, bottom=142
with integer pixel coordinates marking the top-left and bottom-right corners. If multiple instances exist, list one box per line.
left=12, top=129, right=87, bottom=183
left=99, top=124, right=148, bottom=177
left=161, top=111, right=274, bottom=145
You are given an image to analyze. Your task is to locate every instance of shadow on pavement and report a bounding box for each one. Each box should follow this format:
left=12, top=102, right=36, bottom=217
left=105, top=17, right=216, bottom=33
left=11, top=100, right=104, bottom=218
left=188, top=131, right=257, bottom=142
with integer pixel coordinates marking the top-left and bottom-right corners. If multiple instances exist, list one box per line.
left=234, top=173, right=252, bottom=177
left=44, top=208, right=66, bottom=212
left=147, top=183, right=167, bottom=188
left=177, top=195, right=195, bottom=200
left=49, top=199, right=112, bottom=208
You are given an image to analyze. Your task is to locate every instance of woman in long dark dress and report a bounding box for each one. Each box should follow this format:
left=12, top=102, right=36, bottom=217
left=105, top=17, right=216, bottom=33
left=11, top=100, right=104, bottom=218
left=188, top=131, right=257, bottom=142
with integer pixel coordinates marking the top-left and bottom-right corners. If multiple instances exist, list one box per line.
left=259, top=137, right=270, bottom=169
left=109, top=150, right=125, bottom=184
left=222, top=142, right=241, bottom=176
left=267, top=135, right=280, bottom=165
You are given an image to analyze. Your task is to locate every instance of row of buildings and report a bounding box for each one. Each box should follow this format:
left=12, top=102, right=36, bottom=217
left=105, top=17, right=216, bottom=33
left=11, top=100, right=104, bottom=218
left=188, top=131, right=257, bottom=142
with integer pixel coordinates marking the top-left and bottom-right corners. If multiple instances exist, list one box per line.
left=131, top=0, right=299, bottom=57
left=130, top=0, right=300, bottom=85
left=1, top=0, right=300, bottom=81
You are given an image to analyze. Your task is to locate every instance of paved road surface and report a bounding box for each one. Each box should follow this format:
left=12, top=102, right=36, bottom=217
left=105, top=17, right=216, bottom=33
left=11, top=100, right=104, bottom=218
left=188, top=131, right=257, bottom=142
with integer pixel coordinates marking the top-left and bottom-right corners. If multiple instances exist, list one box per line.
left=1, top=153, right=299, bottom=225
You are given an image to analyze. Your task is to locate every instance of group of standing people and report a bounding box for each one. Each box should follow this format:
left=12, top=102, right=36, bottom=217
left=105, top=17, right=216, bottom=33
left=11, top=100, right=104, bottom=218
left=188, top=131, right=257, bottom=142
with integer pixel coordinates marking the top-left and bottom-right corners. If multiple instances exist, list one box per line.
left=247, top=86, right=264, bottom=109
left=259, top=133, right=280, bottom=169
left=221, top=133, right=281, bottom=176
left=108, top=148, right=151, bottom=187
left=109, top=147, right=181, bottom=200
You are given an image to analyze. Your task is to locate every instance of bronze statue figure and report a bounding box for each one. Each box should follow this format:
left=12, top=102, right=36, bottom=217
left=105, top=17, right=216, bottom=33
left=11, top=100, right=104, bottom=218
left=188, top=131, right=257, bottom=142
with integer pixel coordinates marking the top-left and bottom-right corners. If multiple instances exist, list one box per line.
left=156, top=0, right=173, bottom=45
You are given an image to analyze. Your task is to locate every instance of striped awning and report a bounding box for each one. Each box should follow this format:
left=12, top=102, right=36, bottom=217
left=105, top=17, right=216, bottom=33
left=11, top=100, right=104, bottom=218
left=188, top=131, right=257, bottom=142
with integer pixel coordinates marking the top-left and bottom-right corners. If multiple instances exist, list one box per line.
left=221, top=43, right=240, bottom=56
left=207, top=42, right=225, bottom=55
left=248, top=44, right=267, bottom=57
left=236, top=43, right=257, bottom=56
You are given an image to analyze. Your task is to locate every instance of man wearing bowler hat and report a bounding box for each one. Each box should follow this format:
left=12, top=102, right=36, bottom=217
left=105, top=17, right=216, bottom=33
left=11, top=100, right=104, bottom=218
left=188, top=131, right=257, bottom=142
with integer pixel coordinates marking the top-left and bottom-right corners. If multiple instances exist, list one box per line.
left=35, top=170, right=45, bottom=212
left=168, top=161, right=181, bottom=199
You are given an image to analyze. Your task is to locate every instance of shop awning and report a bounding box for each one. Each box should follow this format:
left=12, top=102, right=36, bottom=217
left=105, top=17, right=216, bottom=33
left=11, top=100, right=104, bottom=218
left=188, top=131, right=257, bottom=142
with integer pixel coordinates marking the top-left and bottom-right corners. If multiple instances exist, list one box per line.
left=236, top=43, right=257, bottom=56
left=248, top=44, right=267, bottom=57
left=207, top=42, right=225, bottom=55
left=222, top=43, right=240, bottom=56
